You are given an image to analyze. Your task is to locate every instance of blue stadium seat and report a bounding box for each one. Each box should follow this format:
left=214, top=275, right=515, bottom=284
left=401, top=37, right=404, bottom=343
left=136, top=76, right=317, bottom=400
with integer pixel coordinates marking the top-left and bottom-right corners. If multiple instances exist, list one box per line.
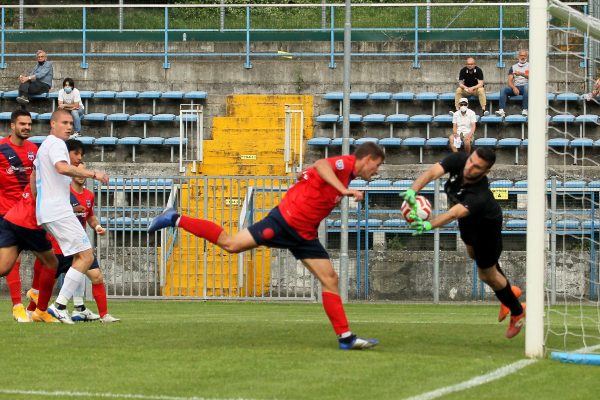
left=570, top=138, right=593, bottom=147
left=490, top=179, right=513, bottom=188
left=316, top=114, right=339, bottom=123
left=175, top=114, right=198, bottom=123
left=368, top=179, right=392, bottom=187
left=361, top=219, right=382, bottom=228
left=504, top=115, right=527, bottom=123
left=183, top=91, right=208, bottom=102
left=107, top=113, right=130, bottom=136
left=403, top=137, right=426, bottom=163
left=514, top=180, right=527, bottom=188
left=355, top=137, right=379, bottom=145
left=31, top=93, right=47, bottom=100
left=152, top=114, right=176, bottom=122
left=551, top=114, right=575, bottom=124
left=487, top=91, right=500, bottom=102
left=506, top=220, right=527, bottom=229
left=75, top=136, right=95, bottom=145
left=164, top=136, right=188, bottom=162
left=563, top=179, right=586, bottom=188
left=433, top=114, right=453, bottom=124
left=392, top=180, right=412, bottom=189
left=323, top=91, right=369, bottom=101
left=550, top=220, right=580, bottom=230
left=83, top=113, right=107, bottom=122
left=28, top=112, right=38, bottom=120
left=129, top=113, right=153, bottom=137
left=415, top=92, right=439, bottom=114
left=0, top=112, right=12, bottom=120
left=161, top=91, right=184, bottom=99
left=349, top=179, right=367, bottom=188
left=588, top=180, right=600, bottom=188
left=362, top=114, right=386, bottom=123
left=378, top=137, right=402, bottom=147
left=426, top=137, right=449, bottom=147
left=555, top=92, right=580, bottom=102
left=409, top=115, right=433, bottom=139
left=575, top=114, right=598, bottom=124
left=2, top=90, right=18, bottom=99
left=95, top=136, right=118, bottom=161
left=330, top=137, right=355, bottom=146
left=118, top=136, right=143, bottom=162
left=28, top=136, right=46, bottom=144
left=438, top=92, right=455, bottom=102
left=140, top=137, right=165, bottom=145
left=547, top=93, right=556, bottom=102
left=474, top=138, right=497, bottom=147
left=368, top=92, right=392, bottom=101
left=480, top=115, right=503, bottom=124
left=392, top=92, right=415, bottom=114
left=385, top=114, right=409, bottom=137
left=138, top=90, right=162, bottom=114
left=497, top=138, right=522, bottom=164
left=115, top=90, right=139, bottom=113
left=37, top=112, right=52, bottom=121
left=382, top=219, right=408, bottom=228
left=94, top=90, right=117, bottom=99
left=307, top=137, right=331, bottom=146
left=547, top=138, right=569, bottom=147
left=582, top=220, right=600, bottom=229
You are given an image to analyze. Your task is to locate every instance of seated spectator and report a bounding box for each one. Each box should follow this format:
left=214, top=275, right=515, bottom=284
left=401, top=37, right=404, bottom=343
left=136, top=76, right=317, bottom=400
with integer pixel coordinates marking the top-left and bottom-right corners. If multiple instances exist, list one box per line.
left=496, top=50, right=529, bottom=117
left=583, top=74, right=600, bottom=102
left=449, top=98, right=477, bottom=154
left=58, top=78, right=84, bottom=137
left=16, top=50, right=53, bottom=105
left=453, top=57, right=488, bottom=116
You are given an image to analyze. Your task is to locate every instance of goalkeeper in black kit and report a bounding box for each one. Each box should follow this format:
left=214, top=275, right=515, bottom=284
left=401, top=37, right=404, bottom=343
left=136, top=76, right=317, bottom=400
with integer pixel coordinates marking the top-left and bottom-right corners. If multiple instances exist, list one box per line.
left=403, top=147, right=526, bottom=338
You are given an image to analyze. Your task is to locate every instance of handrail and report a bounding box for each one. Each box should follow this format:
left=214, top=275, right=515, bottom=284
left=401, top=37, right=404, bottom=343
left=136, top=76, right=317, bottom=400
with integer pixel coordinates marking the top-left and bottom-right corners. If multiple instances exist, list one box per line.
left=0, top=2, right=588, bottom=70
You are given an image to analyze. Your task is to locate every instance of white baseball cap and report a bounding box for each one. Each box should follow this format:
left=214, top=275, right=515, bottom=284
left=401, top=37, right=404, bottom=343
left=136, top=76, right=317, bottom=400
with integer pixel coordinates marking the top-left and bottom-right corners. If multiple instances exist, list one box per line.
left=459, top=97, right=469, bottom=104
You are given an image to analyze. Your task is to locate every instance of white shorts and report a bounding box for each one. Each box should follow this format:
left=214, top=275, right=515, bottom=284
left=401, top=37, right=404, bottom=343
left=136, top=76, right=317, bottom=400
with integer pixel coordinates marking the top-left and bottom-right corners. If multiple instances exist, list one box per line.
left=43, top=215, right=91, bottom=256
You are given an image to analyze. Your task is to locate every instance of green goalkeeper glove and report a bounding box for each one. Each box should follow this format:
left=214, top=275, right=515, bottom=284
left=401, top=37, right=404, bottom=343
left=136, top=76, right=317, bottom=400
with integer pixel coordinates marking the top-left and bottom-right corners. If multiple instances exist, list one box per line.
left=410, top=219, right=432, bottom=236
left=401, top=189, right=417, bottom=207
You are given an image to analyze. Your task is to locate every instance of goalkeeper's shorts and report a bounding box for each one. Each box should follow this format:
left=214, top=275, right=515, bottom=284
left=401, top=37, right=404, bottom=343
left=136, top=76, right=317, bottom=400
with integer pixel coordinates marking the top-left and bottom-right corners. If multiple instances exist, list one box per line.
left=459, top=218, right=502, bottom=269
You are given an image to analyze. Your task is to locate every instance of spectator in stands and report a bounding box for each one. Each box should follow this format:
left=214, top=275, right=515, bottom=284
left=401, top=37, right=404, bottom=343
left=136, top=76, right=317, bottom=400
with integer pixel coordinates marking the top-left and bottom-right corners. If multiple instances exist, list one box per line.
left=583, top=73, right=600, bottom=102
left=16, top=50, right=53, bottom=105
left=403, top=148, right=525, bottom=339
left=58, top=78, right=84, bottom=138
left=496, top=50, right=529, bottom=117
left=449, top=97, right=477, bottom=154
left=453, top=57, right=488, bottom=116
left=148, top=143, right=384, bottom=350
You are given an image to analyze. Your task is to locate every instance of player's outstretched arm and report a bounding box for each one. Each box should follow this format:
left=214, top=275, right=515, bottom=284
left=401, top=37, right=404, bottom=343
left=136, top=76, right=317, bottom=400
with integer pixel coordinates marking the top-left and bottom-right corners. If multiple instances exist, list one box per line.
left=409, top=163, right=446, bottom=194
left=54, top=161, right=109, bottom=184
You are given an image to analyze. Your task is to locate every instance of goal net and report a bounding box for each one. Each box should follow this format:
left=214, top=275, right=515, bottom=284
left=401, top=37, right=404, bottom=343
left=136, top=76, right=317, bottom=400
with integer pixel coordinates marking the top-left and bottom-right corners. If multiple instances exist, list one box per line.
left=540, top=0, right=600, bottom=364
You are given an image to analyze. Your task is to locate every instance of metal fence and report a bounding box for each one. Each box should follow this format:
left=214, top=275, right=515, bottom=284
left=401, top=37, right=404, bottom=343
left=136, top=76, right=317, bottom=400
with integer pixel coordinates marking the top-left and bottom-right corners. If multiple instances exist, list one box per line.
left=0, top=2, right=588, bottom=70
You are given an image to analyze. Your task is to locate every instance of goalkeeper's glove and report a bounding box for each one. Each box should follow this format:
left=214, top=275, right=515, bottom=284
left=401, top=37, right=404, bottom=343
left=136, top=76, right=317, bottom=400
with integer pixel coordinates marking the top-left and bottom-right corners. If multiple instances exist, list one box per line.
left=410, top=219, right=432, bottom=236
left=401, top=188, right=417, bottom=206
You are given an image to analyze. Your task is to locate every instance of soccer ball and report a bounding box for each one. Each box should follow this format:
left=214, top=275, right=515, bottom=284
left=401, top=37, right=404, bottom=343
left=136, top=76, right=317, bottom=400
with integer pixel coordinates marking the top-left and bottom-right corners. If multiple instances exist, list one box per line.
left=401, top=195, right=432, bottom=223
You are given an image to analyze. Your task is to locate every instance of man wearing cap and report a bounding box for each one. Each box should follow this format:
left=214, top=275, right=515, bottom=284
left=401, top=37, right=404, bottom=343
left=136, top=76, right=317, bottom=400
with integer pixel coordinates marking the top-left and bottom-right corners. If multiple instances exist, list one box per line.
left=453, top=57, right=488, bottom=116
left=450, top=97, right=477, bottom=154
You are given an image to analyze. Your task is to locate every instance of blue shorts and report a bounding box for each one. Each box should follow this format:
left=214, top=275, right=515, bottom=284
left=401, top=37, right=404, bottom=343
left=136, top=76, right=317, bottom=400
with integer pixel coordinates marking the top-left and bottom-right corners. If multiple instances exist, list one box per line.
left=0, top=217, right=52, bottom=253
left=55, top=254, right=100, bottom=278
left=248, top=207, right=329, bottom=260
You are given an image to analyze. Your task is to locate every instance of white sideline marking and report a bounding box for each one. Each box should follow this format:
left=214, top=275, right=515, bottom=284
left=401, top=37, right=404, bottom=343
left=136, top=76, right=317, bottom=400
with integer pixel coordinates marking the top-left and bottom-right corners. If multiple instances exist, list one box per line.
left=0, top=389, right=261, bottom=400
left=404, top=359, right=537, bottom=400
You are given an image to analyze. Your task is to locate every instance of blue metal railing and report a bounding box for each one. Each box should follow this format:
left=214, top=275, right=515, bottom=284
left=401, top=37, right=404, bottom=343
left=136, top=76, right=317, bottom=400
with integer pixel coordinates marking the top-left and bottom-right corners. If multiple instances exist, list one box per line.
left=0, top=2, right=587, bottom=70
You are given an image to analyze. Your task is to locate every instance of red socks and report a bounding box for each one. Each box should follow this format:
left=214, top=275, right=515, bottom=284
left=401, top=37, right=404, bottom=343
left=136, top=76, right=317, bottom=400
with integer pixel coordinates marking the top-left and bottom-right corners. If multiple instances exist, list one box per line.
left=27, top=259, right=44, bottom=312
left=92, top=282, right=108, bottom=317
left=37, top=266, right=56, bottom=312
left=5, top=260, right=21, bottom=306
left=178, top=215, right=224, bottom=244
left=322, top=291, right=350, bottom=336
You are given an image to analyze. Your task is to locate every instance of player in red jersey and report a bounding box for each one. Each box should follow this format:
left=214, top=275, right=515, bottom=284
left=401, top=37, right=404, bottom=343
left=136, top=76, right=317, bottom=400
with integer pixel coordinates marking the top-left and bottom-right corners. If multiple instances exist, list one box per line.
left=149, top=142, right=384, bottom=350
left=0, top=109, right=39, bottom=322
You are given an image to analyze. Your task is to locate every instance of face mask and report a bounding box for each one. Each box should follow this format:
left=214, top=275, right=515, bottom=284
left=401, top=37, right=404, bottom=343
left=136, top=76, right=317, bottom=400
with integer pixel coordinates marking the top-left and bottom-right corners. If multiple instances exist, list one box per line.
left=64, top=87, right=72, bottom=94
left=460, top=105, right=468, bottom=112
left=518, top=62, right=526, bottom=67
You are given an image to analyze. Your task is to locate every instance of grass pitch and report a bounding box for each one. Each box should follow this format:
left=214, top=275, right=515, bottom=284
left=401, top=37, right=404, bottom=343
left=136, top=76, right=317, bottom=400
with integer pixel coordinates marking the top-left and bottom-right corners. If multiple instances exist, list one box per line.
left=0, top=300, right=597, bottom=400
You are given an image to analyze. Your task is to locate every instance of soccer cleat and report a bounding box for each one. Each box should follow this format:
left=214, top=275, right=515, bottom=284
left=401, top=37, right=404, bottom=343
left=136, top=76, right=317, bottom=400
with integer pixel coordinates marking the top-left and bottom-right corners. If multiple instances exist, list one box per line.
left=483, top=110, right=490, bottom=116
left=522, top=109, right=528, bottom=116
left=31, top=308, right=59, bottom=323
left=495, top=109, right=506, bottom=118
left=100, top=313, right=121, bottom=323
left=506, top=304, right=526, bottom=339
left=147, top=207, right=178, bottom=233
left=16, top=96, right=29, bottom=105
left=48, top=304, right=74, bottom=324
left=339, top=335, right=379, bottom=350
left=72, top=308, right=100, bottom=322
left=498, top=285, right=523, bottom=322
left=12, top=304, right=31, bottom=323
left=26, top=288, right=39, bottom=305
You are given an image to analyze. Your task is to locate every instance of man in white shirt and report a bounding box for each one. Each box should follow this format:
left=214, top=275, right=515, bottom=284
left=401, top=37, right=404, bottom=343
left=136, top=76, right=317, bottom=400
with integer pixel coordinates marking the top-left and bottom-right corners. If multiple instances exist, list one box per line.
left=32, top=109, right=109, bottom=323
left=496, top=50, right=529, bottom=117
left=449, top=97, right=477, bottom=154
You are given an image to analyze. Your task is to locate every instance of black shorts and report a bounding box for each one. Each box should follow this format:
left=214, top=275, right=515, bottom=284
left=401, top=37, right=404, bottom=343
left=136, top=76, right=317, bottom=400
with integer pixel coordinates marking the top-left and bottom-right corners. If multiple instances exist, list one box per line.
left=248, top=207, right=329, bottom=260
left=55, top=254, right=100, bottom=278
left=459, top=217, right=503, bottom=269
left=0, top=217, right=52, bottom=253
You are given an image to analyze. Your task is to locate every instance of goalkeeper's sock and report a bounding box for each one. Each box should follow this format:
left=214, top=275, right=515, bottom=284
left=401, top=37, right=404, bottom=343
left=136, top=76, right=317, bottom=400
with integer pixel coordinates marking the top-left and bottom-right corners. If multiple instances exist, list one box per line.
left=322, top=291, right=350, bottom=336
left=494, top=282, right=523, bottom=316
left=178, top=216, right=224, bottom=245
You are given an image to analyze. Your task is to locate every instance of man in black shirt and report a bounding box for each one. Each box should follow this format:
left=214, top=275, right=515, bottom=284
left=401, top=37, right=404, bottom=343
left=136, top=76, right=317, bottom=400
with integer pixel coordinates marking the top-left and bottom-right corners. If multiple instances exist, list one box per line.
left=453, top=57, right=489, bottom=116
left=403, top=148, right=525, bottom=338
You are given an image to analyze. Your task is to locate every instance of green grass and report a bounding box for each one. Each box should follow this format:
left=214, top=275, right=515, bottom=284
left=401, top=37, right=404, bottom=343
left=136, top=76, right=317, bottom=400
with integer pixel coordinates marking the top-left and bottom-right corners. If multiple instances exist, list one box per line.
left=0, top=300, right=598, bottom=400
